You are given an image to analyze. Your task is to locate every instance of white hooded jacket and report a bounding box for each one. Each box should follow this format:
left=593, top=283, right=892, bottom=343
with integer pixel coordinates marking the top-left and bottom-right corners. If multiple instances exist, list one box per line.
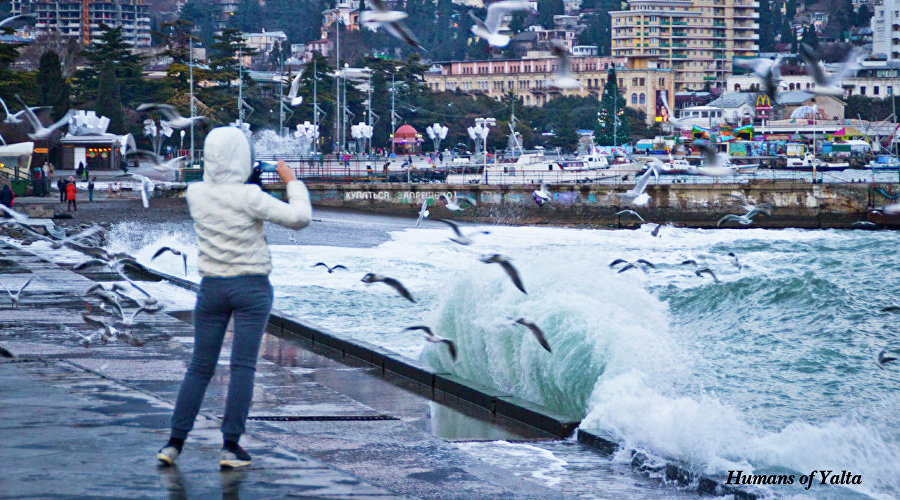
left=186, top=127, right=311, bottom=277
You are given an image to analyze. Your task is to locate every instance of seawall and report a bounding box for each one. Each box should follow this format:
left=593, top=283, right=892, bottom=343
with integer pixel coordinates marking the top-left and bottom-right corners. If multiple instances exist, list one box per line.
left=264, top=181, right=900, bottom=229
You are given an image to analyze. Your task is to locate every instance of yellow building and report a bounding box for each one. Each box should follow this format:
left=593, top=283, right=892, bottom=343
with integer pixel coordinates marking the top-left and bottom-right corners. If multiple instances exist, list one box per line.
left=610, top=0, right=758, bottom=91
left=423, top=56, right=675, bottom=124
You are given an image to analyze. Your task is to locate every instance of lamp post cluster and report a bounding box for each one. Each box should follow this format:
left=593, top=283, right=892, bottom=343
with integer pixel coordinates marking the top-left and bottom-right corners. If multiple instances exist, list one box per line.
left=294, top=121, right=320, bottom=157
left=350, top=122, right=373, bottom=155
left=425, top=123, right=448, bottom=154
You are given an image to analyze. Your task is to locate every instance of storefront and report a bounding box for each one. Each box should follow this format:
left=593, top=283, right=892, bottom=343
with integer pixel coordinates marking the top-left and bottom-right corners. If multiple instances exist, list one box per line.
left=59, top=134, right=132, bottom=171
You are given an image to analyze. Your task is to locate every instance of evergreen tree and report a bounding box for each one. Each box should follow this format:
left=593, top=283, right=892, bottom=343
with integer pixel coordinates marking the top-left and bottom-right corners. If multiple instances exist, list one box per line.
left=74, top=24, right=143, bottom=104
left=95, top=69, right=124, bottom=133
left=536, top=0, right=564, bottom=28
left=594, top=69, right=630, bottom=146
left=759, top=0, right=775, bottom=51
left=180, top=0, right=215, bottom=46
left=801, top=25, right=819, bottom=51
left=37, top=51, right=71, bottom=121
left=231, top=0, right=264, bottom=33
left=209, top=28, right=257, bottom=85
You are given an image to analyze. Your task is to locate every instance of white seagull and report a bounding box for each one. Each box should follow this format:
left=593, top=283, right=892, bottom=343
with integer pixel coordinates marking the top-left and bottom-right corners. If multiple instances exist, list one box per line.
left=286, top=73, right=304, bottom=107
left=548, top=40, right=580, bottom=90
left=361, top=273, right=416, bottom=303
left=1, top=278, right=32, bottom=309
left=469, top=0, right=531, bottom=47
left=439, top=194, right=477, bottom=212
left=415, top=199, right=429, bottom=227
left=361, top=0, right=424, bottom=50
left=136, top=103, right=210, bottom=129
left=615, top=209, right=644, bottom=222
left=14, top=94, right=73, bottom=140
left=513, top=318, right=552, bottom=353
left=799, top=44, right=863, bottom=97
left=0, top=97, right=49, bottom=125
left=480, top=254, right=526, bottom=294
left=618, top=163, right=660, bottom=207
left=0, top=13, right=37, bottom=29
left=696, top=142, right=735, bottom=176
left=532, top=183, right=551, bottom=205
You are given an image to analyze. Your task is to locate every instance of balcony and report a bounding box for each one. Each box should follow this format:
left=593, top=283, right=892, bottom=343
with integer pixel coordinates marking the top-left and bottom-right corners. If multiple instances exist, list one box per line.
left=673, top=42, right=687, bottom=47
left=660, top=42, right=671, bottom=47
left=713, top=54, right=726, bottom=59
left=713, top=21, right=726, bottom=27
left=713, top=42, right=726, bottom=48
left=673, top=21, right=688, bottom=25
left=704, top=76, right=718, bottom=81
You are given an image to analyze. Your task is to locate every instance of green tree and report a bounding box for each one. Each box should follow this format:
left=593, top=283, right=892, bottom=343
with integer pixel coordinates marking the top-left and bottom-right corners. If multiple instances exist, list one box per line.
left=594, top=69, right=630, bottom=146
left=801, top=25, right=819, bottom=51
left=759, top=0, right=775, bottom=51
left=73, top=24, right=144, bottom=104
left=37, top=51, right=71, bottom=120
left=231, top=0, right=264, bottom=32
left=536, top=0, right=564, bottom=28
left=209, top=28, right=257, bottom=85
left=95, top=69, right=124, bottom=134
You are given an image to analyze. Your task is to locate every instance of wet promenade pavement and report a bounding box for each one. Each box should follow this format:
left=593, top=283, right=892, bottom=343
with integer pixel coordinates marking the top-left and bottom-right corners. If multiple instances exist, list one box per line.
left=0, top=241, right=567, bottom=499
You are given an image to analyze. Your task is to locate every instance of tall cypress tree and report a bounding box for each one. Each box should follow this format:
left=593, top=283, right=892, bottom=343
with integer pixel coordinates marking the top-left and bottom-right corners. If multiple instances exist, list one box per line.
left=594, top=69, right=630, bottom=146
left=37, top=51, right=71, bottom=121
left=96, top=69, right=124, bottom=134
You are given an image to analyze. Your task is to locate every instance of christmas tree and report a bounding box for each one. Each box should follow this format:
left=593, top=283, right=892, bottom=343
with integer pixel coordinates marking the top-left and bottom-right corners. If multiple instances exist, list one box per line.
left=594, top=68, right=630, bottom=146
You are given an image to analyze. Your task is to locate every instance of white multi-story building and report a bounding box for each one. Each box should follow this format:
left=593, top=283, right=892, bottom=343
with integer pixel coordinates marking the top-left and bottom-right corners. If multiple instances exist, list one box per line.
left=11, top=0, right=151, bottom=47
left=871, top=0, right=900, bottom=60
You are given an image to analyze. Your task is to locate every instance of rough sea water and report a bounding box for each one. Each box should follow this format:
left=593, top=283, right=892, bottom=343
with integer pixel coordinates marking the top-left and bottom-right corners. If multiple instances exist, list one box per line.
left=106, top=221, right=900, bottom=499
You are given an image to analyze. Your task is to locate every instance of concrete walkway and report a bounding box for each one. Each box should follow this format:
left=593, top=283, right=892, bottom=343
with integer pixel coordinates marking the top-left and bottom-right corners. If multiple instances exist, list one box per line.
left=0, top=240, right=568, bottom=499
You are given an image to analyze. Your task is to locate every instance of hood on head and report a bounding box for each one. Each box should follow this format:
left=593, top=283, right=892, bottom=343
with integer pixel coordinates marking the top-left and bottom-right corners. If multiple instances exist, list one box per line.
left=203, top=126, right=252, bottom=184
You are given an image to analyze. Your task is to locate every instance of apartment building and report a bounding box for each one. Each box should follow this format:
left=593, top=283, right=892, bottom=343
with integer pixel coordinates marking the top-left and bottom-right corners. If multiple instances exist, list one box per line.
left=872, top=0, right=900, bottom=60
left=610, top=0, right=759, bottom=91
left=11, top=0, right=150, bottom=47
left=423, top=56, right=676, bottom=124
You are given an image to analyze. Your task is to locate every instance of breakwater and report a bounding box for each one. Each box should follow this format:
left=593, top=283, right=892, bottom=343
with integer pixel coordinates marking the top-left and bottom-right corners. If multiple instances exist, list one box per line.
left=263, top=181, right=900, bottom=229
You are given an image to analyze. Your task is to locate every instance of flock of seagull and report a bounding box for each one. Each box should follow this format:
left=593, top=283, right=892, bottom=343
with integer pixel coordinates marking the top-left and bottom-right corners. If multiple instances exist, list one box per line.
left=0, top=202, right=196, bottom=347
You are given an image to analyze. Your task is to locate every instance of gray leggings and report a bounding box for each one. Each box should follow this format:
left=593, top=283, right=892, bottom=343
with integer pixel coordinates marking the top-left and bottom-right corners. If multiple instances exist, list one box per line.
left=170, top=275, right=273, bottom=442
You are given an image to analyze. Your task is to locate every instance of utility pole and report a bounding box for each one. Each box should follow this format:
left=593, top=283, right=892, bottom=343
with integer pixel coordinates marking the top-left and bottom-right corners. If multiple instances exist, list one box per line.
left=335, top=15, right=341, bottom=154
left=390, top=72, right=397, bottom=144
left=238, top=47, right=243, bottom=125
left=279, top=41, right=284, bottom=136
left=313, top=58, right=319, bottom=155
left=189, top=35, right=195, bottom=165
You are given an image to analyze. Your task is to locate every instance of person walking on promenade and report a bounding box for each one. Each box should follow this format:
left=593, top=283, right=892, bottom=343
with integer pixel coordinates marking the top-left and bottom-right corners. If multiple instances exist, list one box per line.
left=88, top=177, right=95, bottom=202
left=157, top=127, right=311, bottom=470
left=57, top=177, right=66, bottom=203
left=65, top=177, right=77, bottom=211
left=0, top=184, right=14, bottom=209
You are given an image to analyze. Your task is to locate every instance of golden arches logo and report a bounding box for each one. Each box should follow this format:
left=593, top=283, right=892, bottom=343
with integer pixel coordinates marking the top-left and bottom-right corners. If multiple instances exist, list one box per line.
left=756, top=94, right=771, bottom=107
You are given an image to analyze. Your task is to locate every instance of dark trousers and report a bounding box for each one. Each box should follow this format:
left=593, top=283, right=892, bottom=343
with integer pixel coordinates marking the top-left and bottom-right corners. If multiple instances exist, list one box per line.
left=67, top=199, right=76, bottom=211
left=170, top=275, right=273, bottom=442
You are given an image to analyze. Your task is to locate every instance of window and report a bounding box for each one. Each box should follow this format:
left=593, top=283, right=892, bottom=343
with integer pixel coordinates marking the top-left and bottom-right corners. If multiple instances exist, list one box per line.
left=875, top=86, right=880, bottom=95
left=861, top=86, right=866, bottom=95
left=632, top=93, right=638, bottom=104
left=639, top=93, right=645, bottom=104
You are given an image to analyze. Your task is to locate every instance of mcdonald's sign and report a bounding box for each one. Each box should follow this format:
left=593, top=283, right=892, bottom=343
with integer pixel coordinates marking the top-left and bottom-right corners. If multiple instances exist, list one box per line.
left=755, top=94, right=771, bottom=109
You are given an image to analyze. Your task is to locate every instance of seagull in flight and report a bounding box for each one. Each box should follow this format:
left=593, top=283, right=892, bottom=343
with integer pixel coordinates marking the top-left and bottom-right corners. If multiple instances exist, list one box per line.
left=403, top=326, right=457, bottom=361
left=735, top=55, right=784, bottom=102
left=415, top=199, right=429, bottom=227
left=469, top=1, right=531, bottom=47
left=799, top=44, right=863, bottom=97
left=313, top=262, right=347, bottom=273
left=152, top=246, right=188, bottom=276
left=0, top=97, right=48, bottom=125
left=361, top=273, right=416, bottom=303
left=286, top=73, right=304, bottom=107
left=361, top=0, right=424, bottom=50
left=532, top=183, right=551, bottom=206
left=696, top=142, right=734, bottom=176
left=721, top=193, right=772, bottom=216
left=610, top=259, right=655, bottom=273
left=548, top=40, right=580, bottom=90
left=1, top=278, right=32, bottom=308
left=433, top=218, right=490, bottom=246
left=0, top=13, right=37, bottom=29
left=695, top=267, right=721, bottom=284
left=0, top=203, right=31, bottom=224
left=618, top=163, right=660, bottom=207
left=439, top=194, right=477, bottom=212
left=121, top=173, right=155, bottom=209
left=877, top=349, right=899, bottom=369
left=513, top=318, right=552, bottom=353
left=136, top=103, right=210, bottom=129
left=615, top=209, right=644, bottom=222
left=650, top=224, right=662, bottom=237
left=480, top=254, right=526, bottom=294
left=727, top=251, right=742, bottom=271
left=13, top=95, right=73, bottom=140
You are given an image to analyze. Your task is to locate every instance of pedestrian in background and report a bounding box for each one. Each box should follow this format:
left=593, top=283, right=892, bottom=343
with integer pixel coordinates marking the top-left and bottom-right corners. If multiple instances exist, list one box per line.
left=88, top=177, right=95, bottom=202
left=157, top=127, right=311, bottom=470
left=65, top=177, right=77, bottom=212
left=57, top=177, right=66, bottom=203
left=0, top=184, right=15, bottom=209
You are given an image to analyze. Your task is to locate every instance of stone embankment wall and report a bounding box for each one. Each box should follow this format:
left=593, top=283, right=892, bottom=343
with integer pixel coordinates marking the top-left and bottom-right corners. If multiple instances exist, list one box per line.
left=269, top=181, right=900, bottom=229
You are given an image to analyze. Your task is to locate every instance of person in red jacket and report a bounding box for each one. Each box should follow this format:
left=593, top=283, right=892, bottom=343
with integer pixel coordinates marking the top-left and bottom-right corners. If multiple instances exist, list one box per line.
left=65, top=177, right=77, bottom=212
